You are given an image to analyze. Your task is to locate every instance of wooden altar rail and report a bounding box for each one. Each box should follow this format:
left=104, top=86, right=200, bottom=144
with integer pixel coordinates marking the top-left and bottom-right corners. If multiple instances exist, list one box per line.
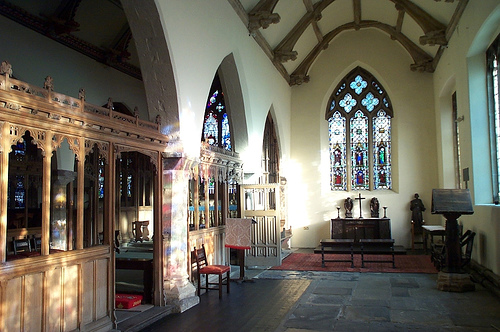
left=0, top=73, right=166, bottom=144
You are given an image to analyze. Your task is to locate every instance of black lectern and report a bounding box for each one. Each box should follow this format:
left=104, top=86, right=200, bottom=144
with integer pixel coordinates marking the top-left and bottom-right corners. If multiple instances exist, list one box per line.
left=431, top=189, right=473, bottom=273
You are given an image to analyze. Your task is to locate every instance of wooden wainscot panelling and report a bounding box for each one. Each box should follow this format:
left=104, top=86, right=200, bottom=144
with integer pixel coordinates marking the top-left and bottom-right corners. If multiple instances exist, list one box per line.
left=81, top=260, right=96, bottom=326
left=46, top=267, right=63, bottom=331
left=95, top=258, right=109, bottom=321
left=63, top=265, right=79, bottom=331
left=189, top=227, right=226, bottom=265
left=0, top=246, right=112, bottom=331
left=3, top=277, right=21, bottom=330
left=24, top=272, right=43, bottom=331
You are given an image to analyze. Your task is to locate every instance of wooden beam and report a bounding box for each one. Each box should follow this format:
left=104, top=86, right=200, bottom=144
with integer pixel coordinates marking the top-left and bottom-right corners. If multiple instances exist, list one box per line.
left=353, top=0, right=361, bottom=27
left=227, top=0, right=290, bottom=83
left=291, top=20, right=434, bottom=85
left=390, top=0, right=447, bottom=46
left=273, top=0, right=335, bottom=62
left=445, top=0, right=469, bottom=41
left=395, top=5, right=405, bottom=37
left=304, top=0, right=323, bottom=43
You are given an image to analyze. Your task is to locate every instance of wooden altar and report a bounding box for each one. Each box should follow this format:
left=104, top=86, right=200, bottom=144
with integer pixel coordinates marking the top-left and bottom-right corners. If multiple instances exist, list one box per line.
left=331, top=218, right=391, bottom=242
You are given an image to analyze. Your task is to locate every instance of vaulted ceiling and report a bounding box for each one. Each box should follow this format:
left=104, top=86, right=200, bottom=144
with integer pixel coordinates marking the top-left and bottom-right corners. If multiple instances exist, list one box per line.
left=229, top=0, right=468, bottom=85
left=0, top=0, right=468, bottom=86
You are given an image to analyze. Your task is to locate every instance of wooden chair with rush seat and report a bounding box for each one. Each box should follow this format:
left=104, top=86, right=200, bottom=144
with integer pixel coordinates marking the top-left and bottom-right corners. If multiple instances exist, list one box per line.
left=192, top=244, right=230, bottom=299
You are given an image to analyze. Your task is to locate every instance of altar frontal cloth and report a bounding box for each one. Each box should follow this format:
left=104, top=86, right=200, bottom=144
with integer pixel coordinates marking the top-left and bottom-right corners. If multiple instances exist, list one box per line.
left=225, top=218, right=252, bottom=250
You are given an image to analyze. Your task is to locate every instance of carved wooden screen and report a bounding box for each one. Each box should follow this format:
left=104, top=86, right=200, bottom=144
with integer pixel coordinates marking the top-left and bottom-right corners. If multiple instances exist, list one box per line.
left=240, top=184, right=281, bottom=267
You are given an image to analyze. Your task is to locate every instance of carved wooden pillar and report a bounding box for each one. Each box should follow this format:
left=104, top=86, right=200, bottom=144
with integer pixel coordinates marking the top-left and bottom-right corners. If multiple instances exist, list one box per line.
left=162, top=156, right=199, bottom=312
left=0, top=122, right=8, bottom=262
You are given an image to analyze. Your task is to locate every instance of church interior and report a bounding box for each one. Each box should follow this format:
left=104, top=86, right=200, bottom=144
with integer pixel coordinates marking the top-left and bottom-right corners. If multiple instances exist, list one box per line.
left=0, top=0, right=499, bottom=331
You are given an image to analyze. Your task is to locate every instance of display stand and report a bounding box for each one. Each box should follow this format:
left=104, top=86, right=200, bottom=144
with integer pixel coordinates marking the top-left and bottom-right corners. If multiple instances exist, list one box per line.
left=431, top=189, right=475, bottom=292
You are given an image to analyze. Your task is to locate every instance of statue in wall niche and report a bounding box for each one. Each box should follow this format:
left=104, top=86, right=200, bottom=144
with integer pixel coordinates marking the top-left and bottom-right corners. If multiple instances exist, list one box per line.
left=370, top=197, right=380, bottom=218
left=344, top=197, right=353, bottom=218
left=410, top=193, right=426, bottom=232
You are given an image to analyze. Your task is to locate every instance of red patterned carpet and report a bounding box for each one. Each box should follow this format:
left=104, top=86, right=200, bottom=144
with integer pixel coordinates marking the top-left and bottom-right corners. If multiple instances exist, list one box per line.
left=271, top=253, right=438, bottom=273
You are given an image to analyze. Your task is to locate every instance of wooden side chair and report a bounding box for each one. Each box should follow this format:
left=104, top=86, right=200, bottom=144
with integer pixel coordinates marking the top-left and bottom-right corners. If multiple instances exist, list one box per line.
left=432, top=230, right=475, bottom=271
left=32, top=236, right=42, bottom=252
left=192, top=244, right=230, bottom=299
left=13, top=237, right=37, bottom=257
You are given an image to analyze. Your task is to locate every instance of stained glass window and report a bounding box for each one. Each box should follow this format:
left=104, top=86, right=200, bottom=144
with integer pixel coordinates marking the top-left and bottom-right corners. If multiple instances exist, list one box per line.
left=328, top=111, right=347, bottom=190
left=351, top=110, right=369, bottom=190
left=202, top=73, right=232, bottom=151
left=373, top=110, right=392, bottom=189
left=326, top=67, right=393, bottom=191
left=98, top=157, right=105, bottom=199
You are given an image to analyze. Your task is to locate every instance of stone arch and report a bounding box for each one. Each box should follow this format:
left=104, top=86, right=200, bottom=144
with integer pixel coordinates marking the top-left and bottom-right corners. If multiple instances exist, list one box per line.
left=218, top=54, right=248, bottom=153
left=121, top=0, right=179, bottom=136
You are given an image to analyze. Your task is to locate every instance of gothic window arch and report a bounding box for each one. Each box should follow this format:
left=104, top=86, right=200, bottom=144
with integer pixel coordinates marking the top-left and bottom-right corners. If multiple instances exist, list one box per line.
left=487, top=33, right=500, bottom=203
left=326, top=67, right=393, bottom=191
left=202, top=73, right=232, bottom=151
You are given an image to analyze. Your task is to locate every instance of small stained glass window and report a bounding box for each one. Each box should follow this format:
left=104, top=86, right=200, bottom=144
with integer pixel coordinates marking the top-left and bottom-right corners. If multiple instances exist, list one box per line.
left=202, top=73, right=232, bottom=151
left=351, top=110, right=369, bottom=190
left=326, top=67, right=393, bottom=191
left=98, top=157, right=105, bottom=199
left=373, top=110, right=392, bottom=189
left=328, top=112, right=347, bottom=190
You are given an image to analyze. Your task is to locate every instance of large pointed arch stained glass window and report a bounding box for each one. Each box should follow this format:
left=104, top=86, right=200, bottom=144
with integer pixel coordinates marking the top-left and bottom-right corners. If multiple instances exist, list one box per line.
left=326, top=67, right=393, bottom=191
left=202, top=73, right=232, bottom=151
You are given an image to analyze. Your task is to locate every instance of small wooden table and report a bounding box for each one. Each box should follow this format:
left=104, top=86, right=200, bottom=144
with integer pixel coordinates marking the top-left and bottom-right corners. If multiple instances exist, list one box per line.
left=320, top=239, right=354, bottom=267
left=422, top=225, right=445, bottom=254
left=359, top=239, right=395, bottom=268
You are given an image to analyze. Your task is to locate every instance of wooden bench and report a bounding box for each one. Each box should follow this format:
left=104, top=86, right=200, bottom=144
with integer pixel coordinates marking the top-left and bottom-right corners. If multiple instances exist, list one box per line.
left=320, top=239, right=354, bottom=267
left=359, top=239, right=395, bottom=268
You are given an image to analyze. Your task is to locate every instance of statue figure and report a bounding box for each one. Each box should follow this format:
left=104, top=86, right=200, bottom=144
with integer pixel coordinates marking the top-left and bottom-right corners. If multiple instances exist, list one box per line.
left=410, top=193, right=426, bottom=232
left=370, top=197, right=380, bottom=218
left=344, top=197, right=353, bottom=218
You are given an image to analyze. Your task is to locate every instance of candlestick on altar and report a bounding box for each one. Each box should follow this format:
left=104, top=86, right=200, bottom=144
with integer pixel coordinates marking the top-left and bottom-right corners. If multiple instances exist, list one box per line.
left=383, top=206, right=387, bottom=218
left=336, top=206, right=341, bottom=219
left=355, top=193, right=365, bottom=218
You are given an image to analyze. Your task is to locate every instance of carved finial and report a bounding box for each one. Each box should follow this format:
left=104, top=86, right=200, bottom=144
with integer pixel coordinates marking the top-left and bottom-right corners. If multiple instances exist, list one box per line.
left=134, top=106, right=139, bottom=117
left=44, top=76, right=54, bottom=91
left=107, top=97, right=113, bottom=110
left=78, top=88, right=85, bottom=101
left=410, top=60, right=435, bottom=73
left=248, top=11, right=281, bottom=32
left=289, top=74, right=310, bottom=86
left=274, top=51, right=298, bottom=63
left=155, top=114, right=161, bottom=125
left=419, top=30, right=447, bottom=46
left=0, top=61, right=12, bottom=77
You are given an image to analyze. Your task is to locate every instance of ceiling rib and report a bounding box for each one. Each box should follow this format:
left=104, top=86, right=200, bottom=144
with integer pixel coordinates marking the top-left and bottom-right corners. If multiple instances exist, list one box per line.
left=273, top=0, right=333, bottom=63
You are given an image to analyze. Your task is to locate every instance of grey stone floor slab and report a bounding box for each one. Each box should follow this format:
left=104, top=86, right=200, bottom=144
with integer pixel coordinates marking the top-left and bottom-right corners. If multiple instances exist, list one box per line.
left=259, top=270, right=500, bottom=332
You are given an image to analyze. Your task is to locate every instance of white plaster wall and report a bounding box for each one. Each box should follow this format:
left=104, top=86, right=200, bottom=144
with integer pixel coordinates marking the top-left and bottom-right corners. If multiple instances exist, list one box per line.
left=155, top=0, right=291, bottom=169
left=433, top=0, right=500, bottom=274
left=288, top=28, right=440, bottom=249
left=0, top=15, right=148, bottom=118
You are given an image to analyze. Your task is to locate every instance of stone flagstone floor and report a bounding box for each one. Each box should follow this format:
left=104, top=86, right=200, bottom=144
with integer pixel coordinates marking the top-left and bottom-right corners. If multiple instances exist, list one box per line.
left=255, top=270, right=500, bottom=331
